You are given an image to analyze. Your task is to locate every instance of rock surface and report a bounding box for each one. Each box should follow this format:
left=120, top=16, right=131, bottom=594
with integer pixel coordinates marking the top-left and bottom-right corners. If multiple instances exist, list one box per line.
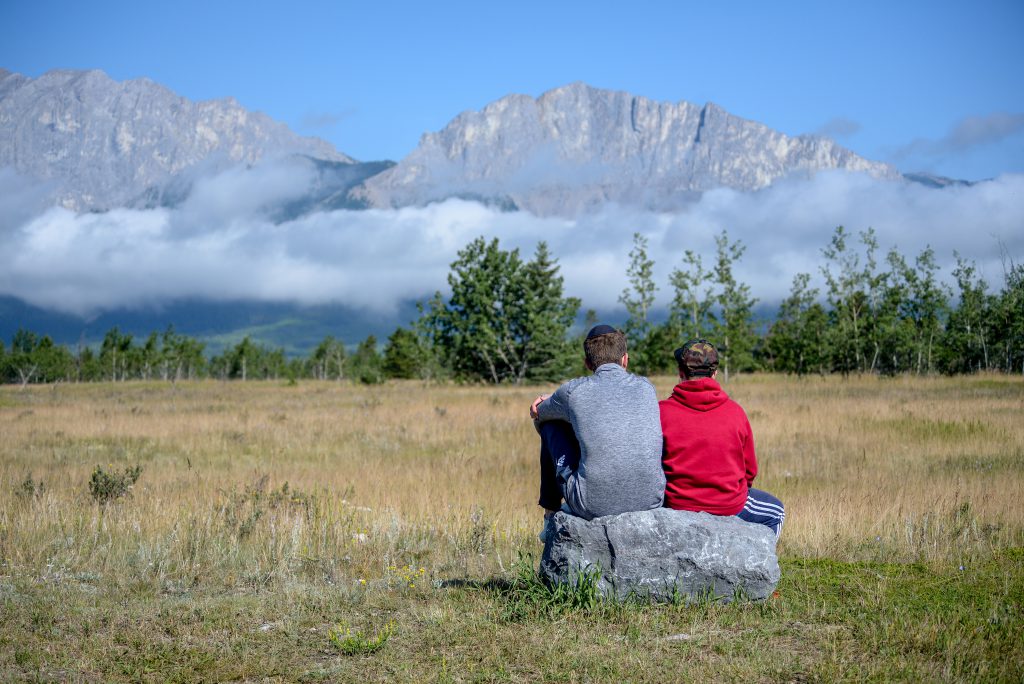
left=353, top=82, right=901, bottom=216
left=540, top=508, right=780, bottom=602
left=0, top=68, right=353, bottom=211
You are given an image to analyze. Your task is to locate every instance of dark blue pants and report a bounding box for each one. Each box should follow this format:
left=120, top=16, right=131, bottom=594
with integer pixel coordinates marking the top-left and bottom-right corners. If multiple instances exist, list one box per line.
left=737, top=487, right=786, bottom=537
left=537, top=421, right=581, bottom=511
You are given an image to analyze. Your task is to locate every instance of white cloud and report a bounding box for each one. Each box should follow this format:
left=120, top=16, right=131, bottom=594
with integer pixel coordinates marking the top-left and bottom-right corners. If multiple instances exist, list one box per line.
left=0, top=161, right=1021, bottom=319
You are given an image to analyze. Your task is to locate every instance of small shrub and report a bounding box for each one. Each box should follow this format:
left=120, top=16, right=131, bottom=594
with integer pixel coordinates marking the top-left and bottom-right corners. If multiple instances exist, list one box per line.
left=327, top=621, right=396, bottom=655
left=88, top=464, right=142, bottom=504
left=466, top=505, right=490, bottom=555
left=15, top=473, right=45, bottom=499
left=220, top=476, right=320, bottom=538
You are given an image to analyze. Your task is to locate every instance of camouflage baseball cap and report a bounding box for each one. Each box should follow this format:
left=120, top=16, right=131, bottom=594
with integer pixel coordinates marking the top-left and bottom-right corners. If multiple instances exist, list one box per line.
left=674, top=338, right=719, bottom=377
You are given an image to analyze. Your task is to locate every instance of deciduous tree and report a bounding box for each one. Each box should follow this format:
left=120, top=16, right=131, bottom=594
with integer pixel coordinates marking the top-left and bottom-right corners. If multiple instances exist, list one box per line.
left=619, top=233, right=659, bottom=375
left=711, top=232, right=758, bottom=379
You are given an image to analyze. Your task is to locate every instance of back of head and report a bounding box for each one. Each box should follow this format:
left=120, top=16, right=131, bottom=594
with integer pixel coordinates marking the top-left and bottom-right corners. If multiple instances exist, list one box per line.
left=674, top=338, right=719, bottom=379
left=584, top=325, right=628, bottom=368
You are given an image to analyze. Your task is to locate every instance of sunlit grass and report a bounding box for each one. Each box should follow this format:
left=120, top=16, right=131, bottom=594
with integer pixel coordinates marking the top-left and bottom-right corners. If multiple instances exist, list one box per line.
left=1, top=374, right=1021, bottom=681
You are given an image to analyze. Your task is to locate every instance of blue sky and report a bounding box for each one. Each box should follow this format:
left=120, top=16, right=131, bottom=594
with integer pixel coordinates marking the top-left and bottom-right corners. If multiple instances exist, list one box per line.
left=3, top=0, right=1023, bottom=181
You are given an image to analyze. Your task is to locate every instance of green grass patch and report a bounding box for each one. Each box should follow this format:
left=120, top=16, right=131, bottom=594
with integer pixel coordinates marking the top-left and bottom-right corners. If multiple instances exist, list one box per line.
left=0, top=553, right=1021, bottom=682
left=873, top=414, right=993, bottom=441
left=932, top=449, right=1024, bottom=474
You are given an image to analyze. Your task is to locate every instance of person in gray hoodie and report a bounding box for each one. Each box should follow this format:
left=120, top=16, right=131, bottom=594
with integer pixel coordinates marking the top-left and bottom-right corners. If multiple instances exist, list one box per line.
left=529, top=325, right=665, bottom=531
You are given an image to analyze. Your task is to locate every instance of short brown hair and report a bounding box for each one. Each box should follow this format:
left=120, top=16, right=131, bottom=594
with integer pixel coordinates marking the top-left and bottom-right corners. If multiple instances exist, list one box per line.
left=584, top=330, right=628, bottom=368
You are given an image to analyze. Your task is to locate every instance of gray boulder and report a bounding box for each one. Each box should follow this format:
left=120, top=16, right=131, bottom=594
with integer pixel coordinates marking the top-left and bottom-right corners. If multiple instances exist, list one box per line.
left=539, top=508, right=780, bottom=602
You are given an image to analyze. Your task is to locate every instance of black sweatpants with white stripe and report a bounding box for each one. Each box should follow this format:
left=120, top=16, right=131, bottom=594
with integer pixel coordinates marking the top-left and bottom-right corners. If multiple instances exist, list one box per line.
left=737, top=487, right=785, bottom=537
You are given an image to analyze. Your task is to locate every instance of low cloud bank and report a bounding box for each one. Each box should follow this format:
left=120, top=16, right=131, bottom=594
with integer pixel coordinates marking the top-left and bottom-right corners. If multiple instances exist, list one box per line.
left=0, top=162, right=1021, bottom=319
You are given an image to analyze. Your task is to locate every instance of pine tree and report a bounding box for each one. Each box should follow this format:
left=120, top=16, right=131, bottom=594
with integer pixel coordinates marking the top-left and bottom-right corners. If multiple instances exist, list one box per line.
left=519, top=242, right=581, bottom=382
left=419, top=237, right=579, bottom=383
left=350, top=335, right=384, bottom=384
left=382, top=327, right=423, bottom=379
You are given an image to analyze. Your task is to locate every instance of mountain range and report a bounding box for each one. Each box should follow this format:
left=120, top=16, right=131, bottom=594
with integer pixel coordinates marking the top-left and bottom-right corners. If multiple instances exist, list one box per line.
left=0, top=68, right=359, bottom=212
left=353, top=82, right=903, bottom=216
left=2, top=68, right=947, bottom=219
left=0, top=68, right=972, bottom=352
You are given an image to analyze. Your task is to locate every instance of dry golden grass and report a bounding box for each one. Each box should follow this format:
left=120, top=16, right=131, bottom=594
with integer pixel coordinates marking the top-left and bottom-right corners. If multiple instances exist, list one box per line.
left=1, top=374, right=1022, bottom=586
left=1, top=374, right=1021, bottom=682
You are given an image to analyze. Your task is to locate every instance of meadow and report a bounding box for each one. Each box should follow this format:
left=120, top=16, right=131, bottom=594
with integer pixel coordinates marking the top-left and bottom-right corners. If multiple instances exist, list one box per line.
left=1, top=374, right=1022, bottom=682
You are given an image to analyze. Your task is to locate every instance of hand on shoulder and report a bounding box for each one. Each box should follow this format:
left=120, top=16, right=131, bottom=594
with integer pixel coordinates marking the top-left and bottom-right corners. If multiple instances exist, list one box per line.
left=530, top=394, right=549, bottom=420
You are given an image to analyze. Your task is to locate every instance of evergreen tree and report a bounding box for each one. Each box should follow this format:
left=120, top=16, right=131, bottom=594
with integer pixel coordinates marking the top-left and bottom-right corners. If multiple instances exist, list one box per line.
left=350, top=335, right=384, bottom=384
left=421, top=237, right=579, bottom=384
left=382, top=327, right=423, bottom=379
left=519, top=242, right=581, bottom=382
left=414, top=291, right=453, bottom=381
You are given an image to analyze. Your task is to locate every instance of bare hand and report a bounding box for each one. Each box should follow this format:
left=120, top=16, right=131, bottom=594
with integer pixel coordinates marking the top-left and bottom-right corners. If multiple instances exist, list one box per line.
left=530, top=394, right=549, bottom=420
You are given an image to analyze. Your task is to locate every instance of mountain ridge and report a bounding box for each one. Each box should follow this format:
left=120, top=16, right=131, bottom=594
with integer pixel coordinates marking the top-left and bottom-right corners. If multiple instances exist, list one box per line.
left=349, top=82, right=903, bottom=216
left=0, top=68, right=355, bottom=211
left=1, top=69, right=972, bottom=219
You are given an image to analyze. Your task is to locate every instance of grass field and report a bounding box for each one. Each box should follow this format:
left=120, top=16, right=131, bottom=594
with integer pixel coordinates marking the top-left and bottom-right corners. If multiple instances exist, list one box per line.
left=1, top=374, right=1022, bottom=682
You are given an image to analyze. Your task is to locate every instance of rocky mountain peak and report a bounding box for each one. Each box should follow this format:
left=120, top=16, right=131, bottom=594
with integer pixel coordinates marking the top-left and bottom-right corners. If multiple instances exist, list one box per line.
left=351, top=83, right=899, bottom=216
left=0, top=67, right=353, bottom=211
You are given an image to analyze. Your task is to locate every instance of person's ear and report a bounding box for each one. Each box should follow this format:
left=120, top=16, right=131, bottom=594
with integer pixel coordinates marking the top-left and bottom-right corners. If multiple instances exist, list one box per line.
left=621, top=352, right=629, bottom=370
left=584, top=357, right=595, bottom=372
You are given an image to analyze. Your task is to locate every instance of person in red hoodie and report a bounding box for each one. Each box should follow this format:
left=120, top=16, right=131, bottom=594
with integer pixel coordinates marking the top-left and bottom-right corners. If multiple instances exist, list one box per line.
left=660, top=339, right=785, bottom=537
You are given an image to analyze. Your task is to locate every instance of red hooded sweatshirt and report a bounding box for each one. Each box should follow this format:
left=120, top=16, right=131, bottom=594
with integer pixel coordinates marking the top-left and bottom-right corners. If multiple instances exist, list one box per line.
left=659, top=377, right=757, bottom=515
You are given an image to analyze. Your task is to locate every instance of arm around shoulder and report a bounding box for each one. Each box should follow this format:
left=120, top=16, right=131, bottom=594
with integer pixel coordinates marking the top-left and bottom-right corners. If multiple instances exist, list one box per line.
left=534, top=380, right=574, bottom=423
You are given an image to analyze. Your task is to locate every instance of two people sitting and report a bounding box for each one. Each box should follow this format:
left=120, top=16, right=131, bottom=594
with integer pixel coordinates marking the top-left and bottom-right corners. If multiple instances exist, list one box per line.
left=531, top=326, right=785, bottom=538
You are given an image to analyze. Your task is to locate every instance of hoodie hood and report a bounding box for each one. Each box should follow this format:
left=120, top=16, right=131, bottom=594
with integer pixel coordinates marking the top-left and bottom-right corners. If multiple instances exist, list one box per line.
left=669, top=376, right=729, bottom=412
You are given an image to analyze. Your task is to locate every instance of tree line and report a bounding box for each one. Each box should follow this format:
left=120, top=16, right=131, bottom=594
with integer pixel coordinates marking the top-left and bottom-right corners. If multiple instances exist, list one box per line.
left=617, top=226, right=1023, bottom=378
left=2, top=227, right=1021, bottom=386
left=0, top=325, right=419, bottom=387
